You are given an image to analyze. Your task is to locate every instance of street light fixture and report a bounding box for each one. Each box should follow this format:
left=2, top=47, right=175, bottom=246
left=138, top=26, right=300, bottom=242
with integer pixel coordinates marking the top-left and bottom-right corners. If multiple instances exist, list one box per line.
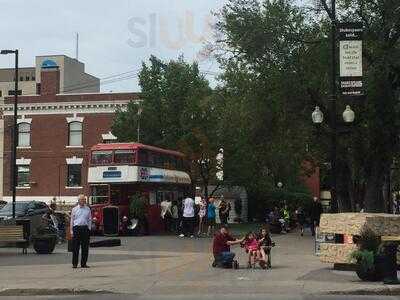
left=342, top=105, right=355, bottom=123
left=1, top=49, right=18, bottom=219
left=312, top=106, right=324, bottom=124
left=311, top=105, right=355, bottom=125
left=277, top=182, right=283, bottom=189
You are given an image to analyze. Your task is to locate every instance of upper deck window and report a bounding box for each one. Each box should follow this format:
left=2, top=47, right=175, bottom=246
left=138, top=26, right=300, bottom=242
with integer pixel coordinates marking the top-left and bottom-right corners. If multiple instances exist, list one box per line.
left=115, top=150, right=136, bottom=164
left=91, top=150, right=113, bottom=165
left=138, top=150, right=148, bottom=165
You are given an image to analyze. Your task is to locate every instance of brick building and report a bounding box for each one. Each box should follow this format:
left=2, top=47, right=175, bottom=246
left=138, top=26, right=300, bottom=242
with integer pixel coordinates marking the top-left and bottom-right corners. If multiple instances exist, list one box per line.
left=2, top=61, right=140, bottom=204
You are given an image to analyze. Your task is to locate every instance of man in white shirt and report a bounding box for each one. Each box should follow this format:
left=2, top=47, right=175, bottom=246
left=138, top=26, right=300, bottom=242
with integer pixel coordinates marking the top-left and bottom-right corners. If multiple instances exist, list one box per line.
left=180, top=196, right=195, bottom=238
left=70, top=194, right=92, bottom=268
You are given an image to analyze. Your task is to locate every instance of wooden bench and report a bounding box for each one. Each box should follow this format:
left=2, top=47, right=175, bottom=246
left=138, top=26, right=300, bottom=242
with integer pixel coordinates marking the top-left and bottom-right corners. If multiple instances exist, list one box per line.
left=0, top=225, right=29, bottom=254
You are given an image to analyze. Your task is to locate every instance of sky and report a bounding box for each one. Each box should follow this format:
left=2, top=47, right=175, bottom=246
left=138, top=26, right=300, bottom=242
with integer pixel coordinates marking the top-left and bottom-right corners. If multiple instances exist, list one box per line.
left=0, top=0, right=227, bottom=92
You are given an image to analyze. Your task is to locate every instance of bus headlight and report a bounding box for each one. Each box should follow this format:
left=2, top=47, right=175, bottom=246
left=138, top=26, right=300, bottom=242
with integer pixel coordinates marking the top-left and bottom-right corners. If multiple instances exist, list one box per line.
left=93, top=217, right=98, bottom=223
left=122, top=216, right=128, bottom=222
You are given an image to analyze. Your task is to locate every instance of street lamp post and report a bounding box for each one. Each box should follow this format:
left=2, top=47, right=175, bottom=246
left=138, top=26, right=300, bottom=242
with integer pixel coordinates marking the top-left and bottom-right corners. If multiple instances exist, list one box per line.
left=312, top=103, right=355, bottom=212
left=1, top=49, right=18, bottom=219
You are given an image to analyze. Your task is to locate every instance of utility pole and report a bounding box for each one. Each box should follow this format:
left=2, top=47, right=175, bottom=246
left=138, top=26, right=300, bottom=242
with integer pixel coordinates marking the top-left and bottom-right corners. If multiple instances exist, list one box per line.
left=1, top=49, right=19, bottom=218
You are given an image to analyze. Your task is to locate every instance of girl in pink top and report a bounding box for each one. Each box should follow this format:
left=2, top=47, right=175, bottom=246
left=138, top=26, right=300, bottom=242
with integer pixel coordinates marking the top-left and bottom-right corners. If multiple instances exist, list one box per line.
left=242, top=232, right=266, bottom=269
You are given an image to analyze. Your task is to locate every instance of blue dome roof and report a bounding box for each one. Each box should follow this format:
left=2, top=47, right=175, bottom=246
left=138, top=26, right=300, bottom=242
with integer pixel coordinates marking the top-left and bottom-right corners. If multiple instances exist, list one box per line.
left=41, top=59, right=58, bottom=69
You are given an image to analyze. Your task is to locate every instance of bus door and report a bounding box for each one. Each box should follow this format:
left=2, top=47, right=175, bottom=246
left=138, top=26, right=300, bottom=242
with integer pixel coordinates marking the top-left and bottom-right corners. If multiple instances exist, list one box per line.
left=104, top=185, right=122, bottom=236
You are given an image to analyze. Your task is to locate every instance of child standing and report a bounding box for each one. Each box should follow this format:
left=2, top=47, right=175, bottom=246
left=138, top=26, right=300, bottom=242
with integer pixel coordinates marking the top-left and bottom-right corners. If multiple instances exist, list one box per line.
left=207, top=198, right=217, bottom=236
left=197, top=197, right=207, bottom=236
left=258, top=227, right=273, bottom=269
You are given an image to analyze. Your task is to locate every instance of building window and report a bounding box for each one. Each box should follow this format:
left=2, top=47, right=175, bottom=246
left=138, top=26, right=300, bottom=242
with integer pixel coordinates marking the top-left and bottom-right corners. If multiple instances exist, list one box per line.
left=68, top=122, right=82, bottom=146
left=17, top=165, right=30, bottom=187
left=32, top=75, right=35, bottom=81
left=18, top=122, right=31, bottom=147
left=25, top=76, right=30, bottom=81
left=67, top=164, right=81, bottom=187
left=19, top=76, right=24, bottom=81
left=8, top=90, right=22, bottom=96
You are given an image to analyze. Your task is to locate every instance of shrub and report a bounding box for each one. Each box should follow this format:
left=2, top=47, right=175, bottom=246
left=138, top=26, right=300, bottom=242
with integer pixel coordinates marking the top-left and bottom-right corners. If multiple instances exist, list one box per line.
left=129, top=194, right=147, bottom=219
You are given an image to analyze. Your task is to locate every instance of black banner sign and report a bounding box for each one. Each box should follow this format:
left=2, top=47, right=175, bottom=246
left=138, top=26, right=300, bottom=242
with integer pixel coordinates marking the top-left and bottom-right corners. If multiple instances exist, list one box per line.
left=339, top=23, right=363, bottom=97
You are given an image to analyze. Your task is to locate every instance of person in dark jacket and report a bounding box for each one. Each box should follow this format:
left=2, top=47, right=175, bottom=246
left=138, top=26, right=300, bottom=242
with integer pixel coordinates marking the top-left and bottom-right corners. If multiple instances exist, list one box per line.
left=310, top=197, right=323, bottom=236
left=295, top=206, right=306, bottom=236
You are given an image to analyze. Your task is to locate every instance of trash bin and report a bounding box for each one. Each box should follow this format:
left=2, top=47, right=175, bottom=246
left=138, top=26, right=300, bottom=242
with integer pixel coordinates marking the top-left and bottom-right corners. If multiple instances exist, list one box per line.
left=382, top=242, right=400, bottom=284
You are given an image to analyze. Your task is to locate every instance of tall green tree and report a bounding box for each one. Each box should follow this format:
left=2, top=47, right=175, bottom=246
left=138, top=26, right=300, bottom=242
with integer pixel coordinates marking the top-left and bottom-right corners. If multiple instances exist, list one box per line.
left=213, top=0, right=321, bottom=216
left=112, top=56, right=222, bottom=199
left=214, top=0, right=400, bottom=212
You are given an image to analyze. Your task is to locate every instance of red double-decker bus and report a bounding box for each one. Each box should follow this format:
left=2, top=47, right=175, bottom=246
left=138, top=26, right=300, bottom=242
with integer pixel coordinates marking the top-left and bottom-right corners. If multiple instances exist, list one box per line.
left=87, top=143, right=192, bottom=235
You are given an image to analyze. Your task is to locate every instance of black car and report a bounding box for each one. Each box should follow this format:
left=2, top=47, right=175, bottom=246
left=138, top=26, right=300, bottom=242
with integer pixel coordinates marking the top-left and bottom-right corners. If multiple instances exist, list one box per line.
left=0, top=201, right=50, bottom=234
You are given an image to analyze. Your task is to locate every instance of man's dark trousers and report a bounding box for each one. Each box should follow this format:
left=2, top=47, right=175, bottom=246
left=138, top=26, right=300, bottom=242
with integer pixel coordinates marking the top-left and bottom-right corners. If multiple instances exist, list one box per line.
left=72, top=225, right=90, bottom=267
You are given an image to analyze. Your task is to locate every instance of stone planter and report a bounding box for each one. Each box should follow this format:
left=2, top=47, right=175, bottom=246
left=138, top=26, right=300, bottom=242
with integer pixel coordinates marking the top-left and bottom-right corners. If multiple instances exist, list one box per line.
left=32, top=234, right=57, bottom=254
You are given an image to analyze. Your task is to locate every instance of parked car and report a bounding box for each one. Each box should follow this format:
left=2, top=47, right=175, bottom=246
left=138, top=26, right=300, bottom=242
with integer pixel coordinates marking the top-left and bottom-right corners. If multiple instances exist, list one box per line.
left=0, top=201, right=6, bottom=209
left=0, top=201, right=50, bottom=236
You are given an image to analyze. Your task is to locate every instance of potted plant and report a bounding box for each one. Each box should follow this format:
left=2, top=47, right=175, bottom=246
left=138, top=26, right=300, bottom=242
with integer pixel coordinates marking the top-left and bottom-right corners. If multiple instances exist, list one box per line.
left=128, top=194, right=148, bottom=236
left=32, top=224, right=57, bottom=254
left=349, top=226, right=383, bottom=281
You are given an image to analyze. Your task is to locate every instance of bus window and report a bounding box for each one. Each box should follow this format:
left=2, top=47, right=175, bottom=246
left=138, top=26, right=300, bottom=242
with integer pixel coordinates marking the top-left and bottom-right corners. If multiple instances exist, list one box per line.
left=149, top=192, right=156, bottom=205
left=90, top=185, right=109, bottom=205
left=156, top=191, right=164, bottom=204
left=147, top=151, right=155, bottom=166
left=91, top=151, right=113, bottom=165
left=110, top=186, right=121, bottom=205
left=138, top=150, right=148, bottom=165
left=170, top=156, right=177, bottom=169
left=163, top=155, right=169, bottom=169
left=156, top=154, right=163, bottom=168
left=177, top=158, right=183, bottom=170
left=115, top=150, right=136, bottom=164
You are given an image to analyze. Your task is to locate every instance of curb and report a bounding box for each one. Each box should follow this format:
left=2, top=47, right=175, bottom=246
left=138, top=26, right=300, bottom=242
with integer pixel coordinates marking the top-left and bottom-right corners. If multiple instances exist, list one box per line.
left=0, top=288, right=116, bottom=296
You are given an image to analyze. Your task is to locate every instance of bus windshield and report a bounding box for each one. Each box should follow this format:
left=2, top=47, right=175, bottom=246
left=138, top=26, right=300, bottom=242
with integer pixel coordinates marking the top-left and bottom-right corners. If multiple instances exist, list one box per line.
left=90, top=185, right=109, bottom=205
left=91, top=151, right=113, bottom=165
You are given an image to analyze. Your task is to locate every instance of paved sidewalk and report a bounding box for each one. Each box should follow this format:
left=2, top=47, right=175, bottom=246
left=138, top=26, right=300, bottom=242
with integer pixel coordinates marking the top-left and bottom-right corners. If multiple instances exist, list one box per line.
left=0, top=231, right=398, bottom=296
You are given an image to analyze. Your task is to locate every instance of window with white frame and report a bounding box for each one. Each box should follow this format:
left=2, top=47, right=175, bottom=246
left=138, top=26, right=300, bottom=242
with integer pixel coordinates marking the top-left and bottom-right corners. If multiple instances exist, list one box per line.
left=17, top=165, right=30, bottom=187
left=68, top=121, right=82, bottom=146
left=18, top=122, right=31, bottom=147
left=67, top=164, right=82, bottom=187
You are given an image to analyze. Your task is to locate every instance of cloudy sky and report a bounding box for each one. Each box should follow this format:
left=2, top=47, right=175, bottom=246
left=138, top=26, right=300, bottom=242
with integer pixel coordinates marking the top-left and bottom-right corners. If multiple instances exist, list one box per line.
left=0, top=0, right=227, bottom=92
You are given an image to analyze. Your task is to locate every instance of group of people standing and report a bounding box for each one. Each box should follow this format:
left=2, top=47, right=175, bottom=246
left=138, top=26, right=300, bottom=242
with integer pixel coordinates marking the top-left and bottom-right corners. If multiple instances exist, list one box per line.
left=160, top=195, right=231, bottom=238
left=266, top=197, right=323, bottom=237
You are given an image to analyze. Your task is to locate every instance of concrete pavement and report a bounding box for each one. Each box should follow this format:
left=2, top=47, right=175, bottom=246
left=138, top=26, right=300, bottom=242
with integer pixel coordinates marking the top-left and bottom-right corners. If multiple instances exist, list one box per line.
left=0, top=230, right=399, bottom=297
left=0, top=295, right=399, bottom=300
